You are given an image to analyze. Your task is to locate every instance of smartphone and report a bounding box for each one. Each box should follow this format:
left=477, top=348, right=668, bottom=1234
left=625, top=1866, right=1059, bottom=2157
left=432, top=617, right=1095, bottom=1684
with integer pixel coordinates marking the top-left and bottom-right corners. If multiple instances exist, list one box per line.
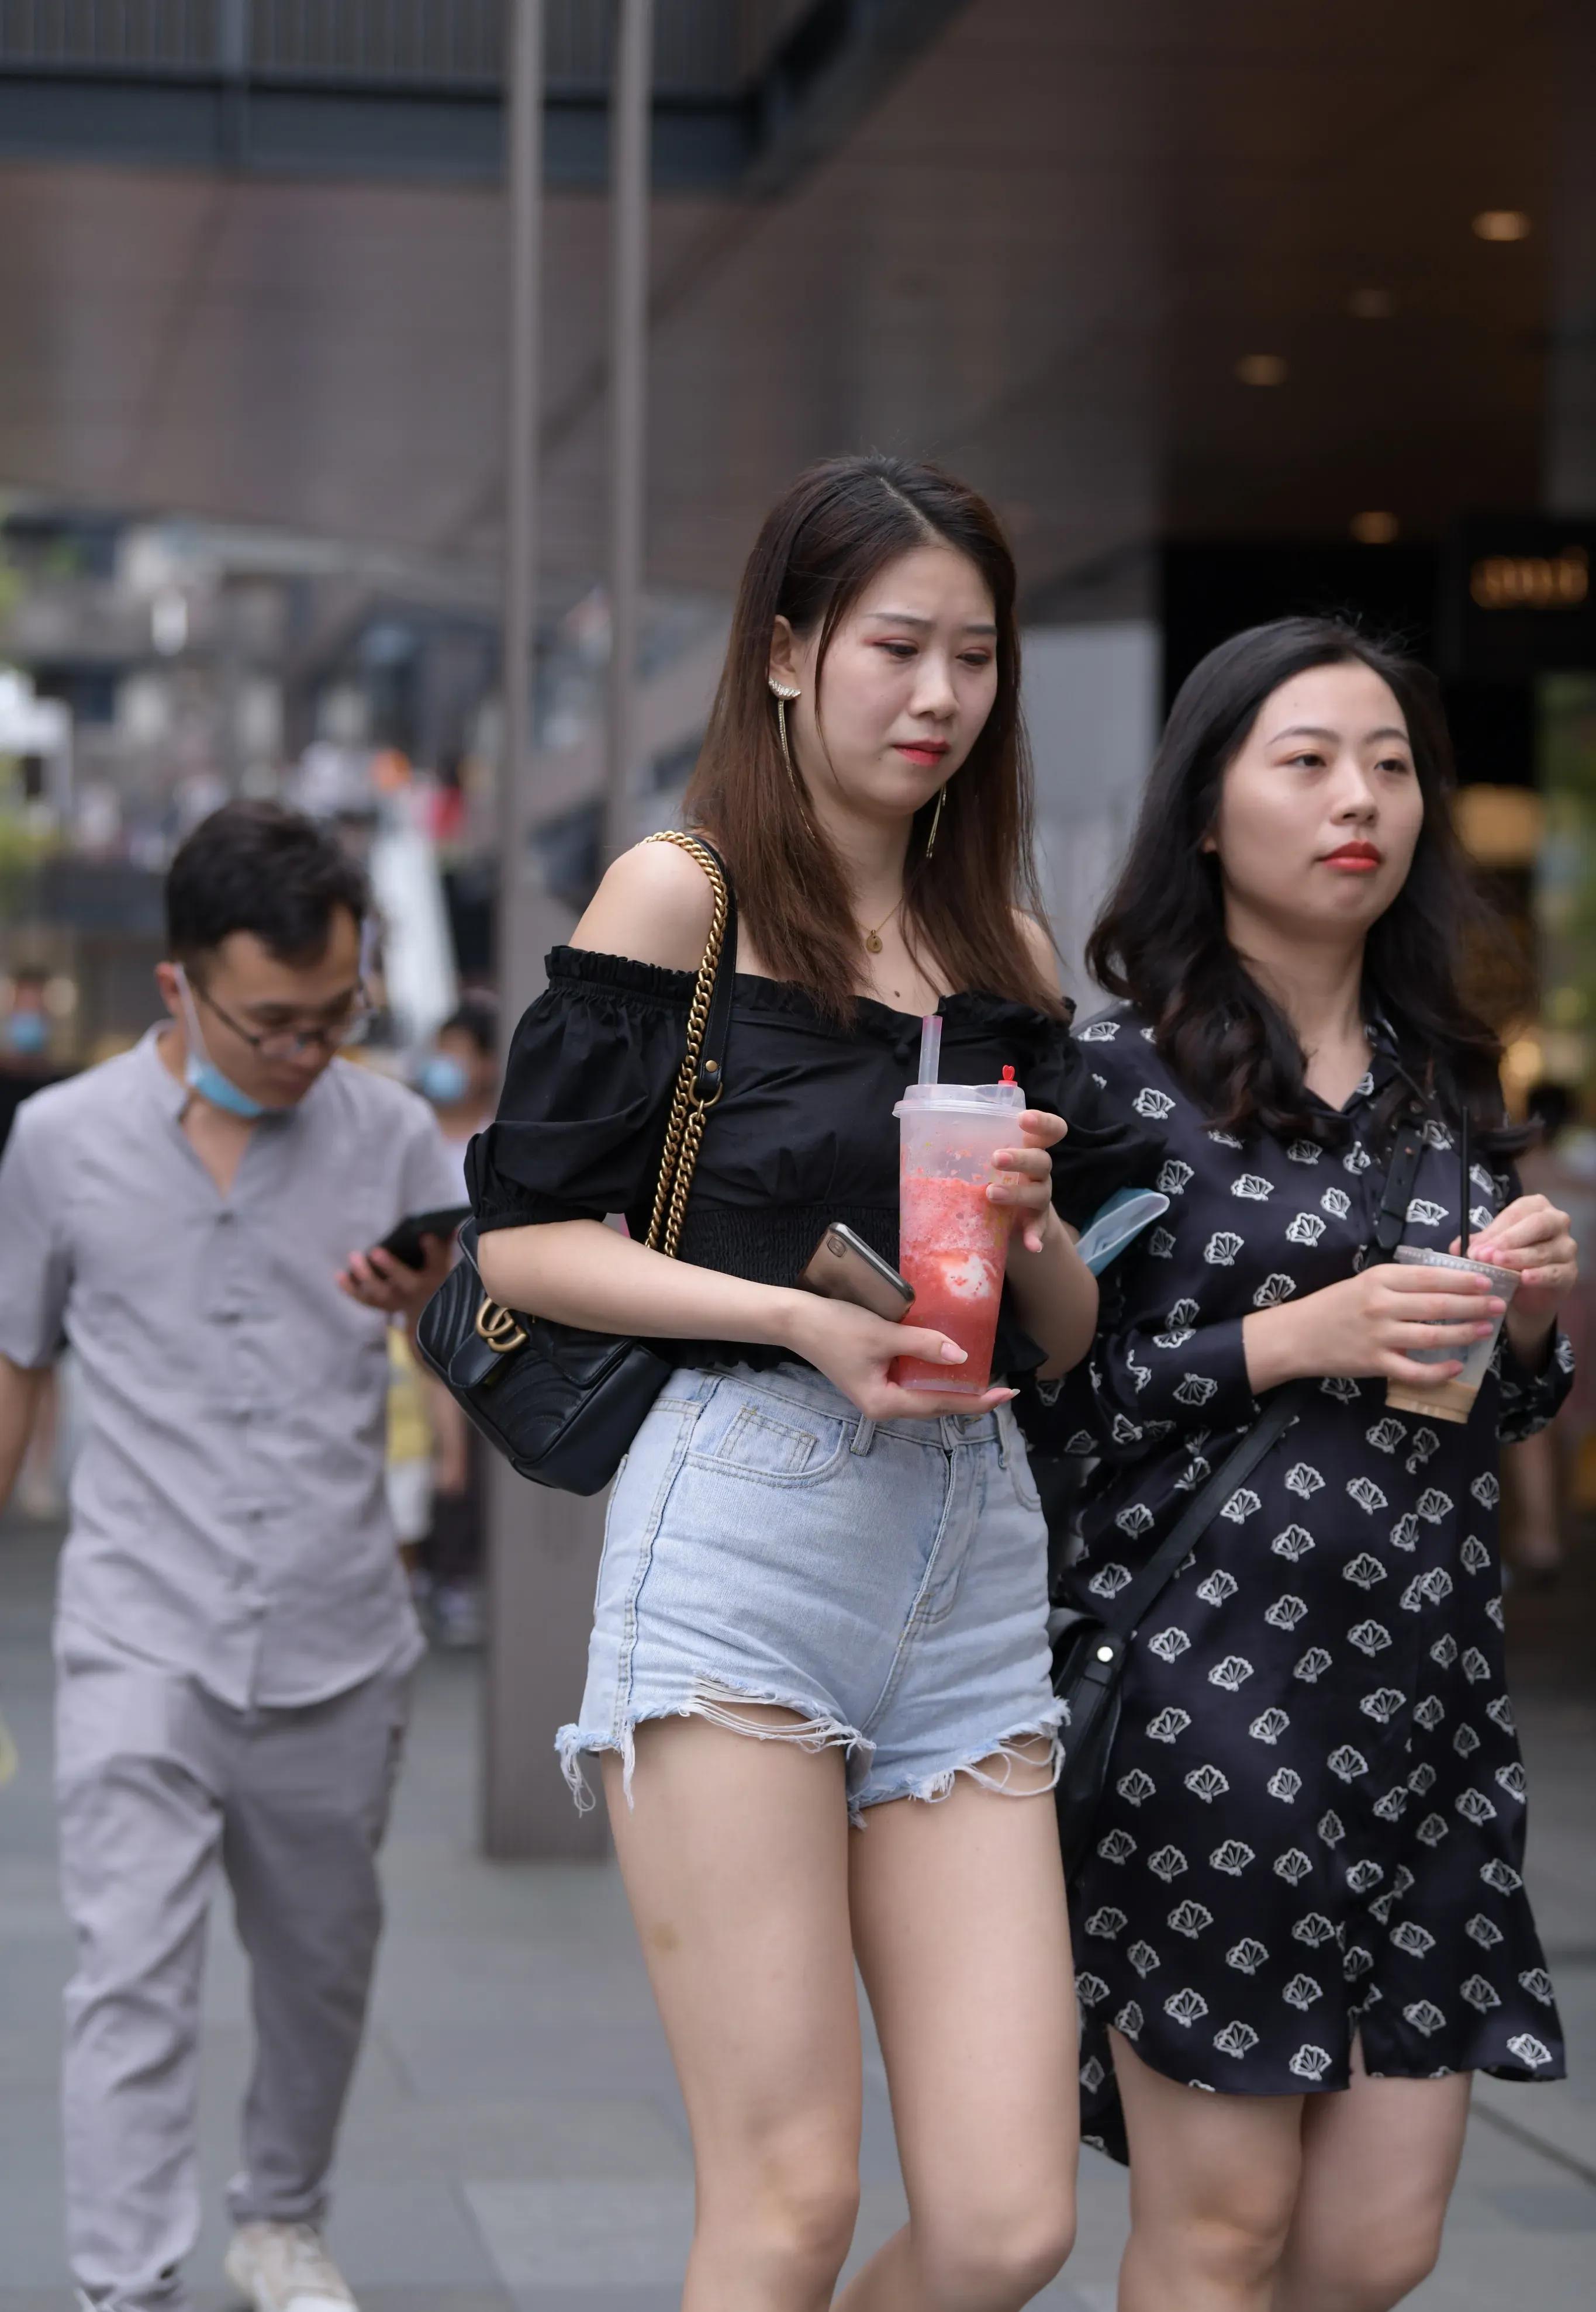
left=375, top=1204, right=471, bottom=1270
left=799, top=1224, right=914, bottom=1322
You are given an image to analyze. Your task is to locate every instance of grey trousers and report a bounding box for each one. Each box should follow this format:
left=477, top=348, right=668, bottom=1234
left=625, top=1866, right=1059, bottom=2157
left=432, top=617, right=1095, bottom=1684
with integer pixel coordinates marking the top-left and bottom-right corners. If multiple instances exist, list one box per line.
left=54, top=1626, right=411, bottom=2312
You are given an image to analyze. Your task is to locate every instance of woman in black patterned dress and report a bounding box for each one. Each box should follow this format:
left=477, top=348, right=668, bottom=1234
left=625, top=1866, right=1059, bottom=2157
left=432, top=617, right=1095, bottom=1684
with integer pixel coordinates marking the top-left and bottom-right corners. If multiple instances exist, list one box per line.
left=1061, top=619, right=1576, bottom=2312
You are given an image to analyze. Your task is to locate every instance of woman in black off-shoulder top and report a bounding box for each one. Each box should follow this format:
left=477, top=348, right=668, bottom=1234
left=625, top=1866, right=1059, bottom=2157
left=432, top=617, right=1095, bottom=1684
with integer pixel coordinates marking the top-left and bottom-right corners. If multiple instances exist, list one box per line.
left=472, top=956, right=1150, bottom=1378
left=469, top=456, right=1158, bottom=2312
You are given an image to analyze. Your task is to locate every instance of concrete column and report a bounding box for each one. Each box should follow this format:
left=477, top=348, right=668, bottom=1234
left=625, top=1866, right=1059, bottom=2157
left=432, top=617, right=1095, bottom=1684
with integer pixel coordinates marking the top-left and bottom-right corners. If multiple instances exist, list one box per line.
left=605, top=0, right=655, bottom=864
left=1022, top=622, right=1160, bottom=1006
left=483, top=0, right=610, bottom=1862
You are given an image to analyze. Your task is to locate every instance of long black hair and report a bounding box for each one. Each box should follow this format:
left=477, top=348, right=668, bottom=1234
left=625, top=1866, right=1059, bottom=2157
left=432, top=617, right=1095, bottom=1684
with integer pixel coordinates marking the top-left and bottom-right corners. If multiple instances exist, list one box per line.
left=1086, top=617, right=1526, bottom=1149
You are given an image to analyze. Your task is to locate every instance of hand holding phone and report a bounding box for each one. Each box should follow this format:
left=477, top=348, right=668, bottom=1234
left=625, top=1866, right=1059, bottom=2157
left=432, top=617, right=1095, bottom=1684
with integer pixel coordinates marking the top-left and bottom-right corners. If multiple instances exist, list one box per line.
left=374, top=1204, right=471, bottom=1271
left=798, top=1224, right=914, bottom=1322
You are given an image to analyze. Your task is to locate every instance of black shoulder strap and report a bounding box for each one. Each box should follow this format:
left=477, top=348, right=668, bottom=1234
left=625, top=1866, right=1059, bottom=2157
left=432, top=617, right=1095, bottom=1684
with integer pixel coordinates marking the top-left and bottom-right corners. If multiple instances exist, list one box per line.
left=1107, top=1383, right=1308, bottom=1638
left=1104, top=1116, right=1428, bottom=1640
left=688, top=834, right=738, bottom=1107
left=1374, top=1109, right=1425, bottom=1255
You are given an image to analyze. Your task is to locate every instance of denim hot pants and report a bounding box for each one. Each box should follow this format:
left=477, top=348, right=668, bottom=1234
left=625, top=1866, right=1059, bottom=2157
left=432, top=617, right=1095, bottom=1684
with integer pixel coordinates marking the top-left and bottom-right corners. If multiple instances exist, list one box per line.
left=557, top=1360, right=1065, bottom=1819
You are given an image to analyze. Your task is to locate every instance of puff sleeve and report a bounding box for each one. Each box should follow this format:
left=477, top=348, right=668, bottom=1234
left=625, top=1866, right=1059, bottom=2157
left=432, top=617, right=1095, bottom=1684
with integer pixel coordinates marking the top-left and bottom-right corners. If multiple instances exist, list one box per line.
left=1025, top=1018, right=1167, bottom=1231
left=468, top=949, right=688, bottom=1233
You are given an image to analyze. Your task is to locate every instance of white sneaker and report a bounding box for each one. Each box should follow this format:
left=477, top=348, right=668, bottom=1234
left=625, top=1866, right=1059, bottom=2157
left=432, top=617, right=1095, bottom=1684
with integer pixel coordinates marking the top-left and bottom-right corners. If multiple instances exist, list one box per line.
left=223, top=2223, right=356, bottom=2312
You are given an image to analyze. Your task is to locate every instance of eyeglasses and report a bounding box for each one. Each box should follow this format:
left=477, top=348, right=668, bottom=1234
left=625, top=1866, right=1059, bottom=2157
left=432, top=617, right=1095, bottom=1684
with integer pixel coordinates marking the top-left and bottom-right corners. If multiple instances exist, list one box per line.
left=193, top=980, right=373, bottom=1062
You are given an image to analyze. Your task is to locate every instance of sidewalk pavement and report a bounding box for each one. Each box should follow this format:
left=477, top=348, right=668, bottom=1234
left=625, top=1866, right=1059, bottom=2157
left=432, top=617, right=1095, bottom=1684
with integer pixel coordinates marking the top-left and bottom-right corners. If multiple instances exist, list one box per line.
left=1, top=1511, right=1591, bottom=2312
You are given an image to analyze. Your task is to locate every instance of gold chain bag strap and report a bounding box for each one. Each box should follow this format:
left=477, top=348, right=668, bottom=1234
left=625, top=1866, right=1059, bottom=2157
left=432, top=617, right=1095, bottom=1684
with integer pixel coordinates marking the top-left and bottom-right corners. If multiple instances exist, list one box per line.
left=470, top=829, right=729, bottom=1356
left=642, top=830, right=731, bottom=1255
left=421, top=831, right=736, bottom=1495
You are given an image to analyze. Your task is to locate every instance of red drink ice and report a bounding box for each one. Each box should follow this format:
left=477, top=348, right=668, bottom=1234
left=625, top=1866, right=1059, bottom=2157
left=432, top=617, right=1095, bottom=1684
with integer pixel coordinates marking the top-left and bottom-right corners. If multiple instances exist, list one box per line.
left=890, top=1077, right=1026, bottom=1395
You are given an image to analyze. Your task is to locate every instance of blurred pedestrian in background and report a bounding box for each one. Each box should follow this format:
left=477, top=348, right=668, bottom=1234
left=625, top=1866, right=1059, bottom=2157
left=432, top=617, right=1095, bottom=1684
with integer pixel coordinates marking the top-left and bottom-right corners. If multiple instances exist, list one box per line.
left=1, top=962, right=63, bottom=1143
left=1, top=967, right=71, bottom=1514
left=409, top=995, right=499, bottom=1646
left=416, top=994, right=499, bottom=1187
left=1502, top=1081, right=1596, bottom=1581
left=0, top=803, right=458, bottom=2312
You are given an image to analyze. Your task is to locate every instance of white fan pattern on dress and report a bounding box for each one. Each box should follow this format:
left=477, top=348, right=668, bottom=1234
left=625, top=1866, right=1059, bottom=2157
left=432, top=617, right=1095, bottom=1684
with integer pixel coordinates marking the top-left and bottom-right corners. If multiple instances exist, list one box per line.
left=1057, top=1001, right=1571, bottom=2163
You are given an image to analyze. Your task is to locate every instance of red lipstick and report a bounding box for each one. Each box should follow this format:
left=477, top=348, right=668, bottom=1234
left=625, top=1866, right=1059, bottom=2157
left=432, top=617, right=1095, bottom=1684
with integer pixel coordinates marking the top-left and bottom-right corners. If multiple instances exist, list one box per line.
left=1323, top=839, right=1382, bottom=873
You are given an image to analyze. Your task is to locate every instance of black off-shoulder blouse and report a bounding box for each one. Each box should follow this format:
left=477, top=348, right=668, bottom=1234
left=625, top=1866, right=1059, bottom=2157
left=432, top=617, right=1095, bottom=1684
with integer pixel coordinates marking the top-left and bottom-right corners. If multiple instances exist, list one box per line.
left=469, top=946, right=1165, bottom=1376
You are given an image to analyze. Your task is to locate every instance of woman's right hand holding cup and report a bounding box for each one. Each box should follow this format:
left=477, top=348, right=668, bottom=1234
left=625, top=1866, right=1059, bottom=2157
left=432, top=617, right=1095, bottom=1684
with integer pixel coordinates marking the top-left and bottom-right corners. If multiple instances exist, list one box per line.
left=1243, top=1263, right=1504, bottom=1394
left=779, top=1291, right=1017, bottom=1421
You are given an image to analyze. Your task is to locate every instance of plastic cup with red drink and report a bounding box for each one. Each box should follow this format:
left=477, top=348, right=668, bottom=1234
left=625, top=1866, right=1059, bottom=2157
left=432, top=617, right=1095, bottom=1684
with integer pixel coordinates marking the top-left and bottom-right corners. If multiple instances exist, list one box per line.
left=891, top=1072, right=1027, bottom=1395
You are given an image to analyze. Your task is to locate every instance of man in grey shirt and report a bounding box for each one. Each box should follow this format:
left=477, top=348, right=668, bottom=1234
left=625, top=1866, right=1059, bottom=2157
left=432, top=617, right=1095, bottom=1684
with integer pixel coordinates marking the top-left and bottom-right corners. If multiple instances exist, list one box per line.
left=0, top=804, right=461, bottom=2312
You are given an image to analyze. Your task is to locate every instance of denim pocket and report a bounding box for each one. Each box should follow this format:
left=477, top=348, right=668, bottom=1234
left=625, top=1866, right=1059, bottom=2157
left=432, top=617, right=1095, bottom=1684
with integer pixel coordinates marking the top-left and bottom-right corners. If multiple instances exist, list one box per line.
left=688, top=1385, right=849, bottom=1485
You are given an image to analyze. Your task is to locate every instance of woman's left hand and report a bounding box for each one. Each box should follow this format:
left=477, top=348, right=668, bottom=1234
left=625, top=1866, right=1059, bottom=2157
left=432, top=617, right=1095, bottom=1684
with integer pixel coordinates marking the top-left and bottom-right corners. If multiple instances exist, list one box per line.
left=1457, top=1193, right=1578, bottom=1343
left=990, top=1109, right=1067, bottom=1256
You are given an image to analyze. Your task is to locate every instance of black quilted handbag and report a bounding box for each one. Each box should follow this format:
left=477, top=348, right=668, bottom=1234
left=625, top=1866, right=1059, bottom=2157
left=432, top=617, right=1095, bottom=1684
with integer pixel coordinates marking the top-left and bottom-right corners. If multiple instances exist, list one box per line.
left=1050, top=1118, right=1425, bottom=1876
left=415, top=831, right=734, bottom=1497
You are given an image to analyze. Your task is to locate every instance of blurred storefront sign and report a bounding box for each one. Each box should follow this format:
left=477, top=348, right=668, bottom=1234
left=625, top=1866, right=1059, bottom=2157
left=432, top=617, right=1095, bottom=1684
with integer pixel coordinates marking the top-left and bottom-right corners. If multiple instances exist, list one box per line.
left=1446, top=516, right=1596, bottom=682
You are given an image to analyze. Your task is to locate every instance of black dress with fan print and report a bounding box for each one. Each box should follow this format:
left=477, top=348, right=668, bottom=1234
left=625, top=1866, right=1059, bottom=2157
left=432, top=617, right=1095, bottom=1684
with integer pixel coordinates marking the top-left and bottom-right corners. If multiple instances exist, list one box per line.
left=1060, top=1004, right=1571, bottom=2165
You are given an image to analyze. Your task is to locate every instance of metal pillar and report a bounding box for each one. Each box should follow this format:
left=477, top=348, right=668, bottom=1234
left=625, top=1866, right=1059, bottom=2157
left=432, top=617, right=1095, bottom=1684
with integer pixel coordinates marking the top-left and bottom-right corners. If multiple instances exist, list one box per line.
left=604, top=0, right=655, bottom=863
left=500, top=0, right=543, bottom=921
left=483, top=0, right=609, bottom=1862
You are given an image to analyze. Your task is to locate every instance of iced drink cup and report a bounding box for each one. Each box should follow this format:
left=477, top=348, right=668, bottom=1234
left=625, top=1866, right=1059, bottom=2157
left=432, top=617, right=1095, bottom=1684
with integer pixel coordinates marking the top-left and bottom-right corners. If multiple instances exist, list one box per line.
left=1385, top=1246, right=1519, bottom=1425
left=891, top=1078, right=1027, bottom=1395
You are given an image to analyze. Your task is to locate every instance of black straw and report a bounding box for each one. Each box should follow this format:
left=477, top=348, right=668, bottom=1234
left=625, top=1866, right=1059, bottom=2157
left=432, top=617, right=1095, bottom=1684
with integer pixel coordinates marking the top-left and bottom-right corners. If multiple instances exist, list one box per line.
left=1459, top=1112, right=1471, bottom=1256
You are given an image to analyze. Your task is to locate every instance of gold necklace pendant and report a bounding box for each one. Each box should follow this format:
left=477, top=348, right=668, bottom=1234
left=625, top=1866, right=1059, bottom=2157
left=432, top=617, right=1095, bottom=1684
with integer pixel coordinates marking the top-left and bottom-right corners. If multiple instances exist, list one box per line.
left=861, top=898, right=899, bottom=955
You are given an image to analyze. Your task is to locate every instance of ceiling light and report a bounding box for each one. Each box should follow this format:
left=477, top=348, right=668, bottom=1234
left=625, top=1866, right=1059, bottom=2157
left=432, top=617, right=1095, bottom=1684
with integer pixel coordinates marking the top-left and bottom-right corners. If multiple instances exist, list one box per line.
left=1235, top=354, right=1288, bottom=387
left=1348, top=288, right=1395, bottom=320
left=1473, top=210, right=1531, bottom=243
left=1351, top=511, right=1400, bottom=545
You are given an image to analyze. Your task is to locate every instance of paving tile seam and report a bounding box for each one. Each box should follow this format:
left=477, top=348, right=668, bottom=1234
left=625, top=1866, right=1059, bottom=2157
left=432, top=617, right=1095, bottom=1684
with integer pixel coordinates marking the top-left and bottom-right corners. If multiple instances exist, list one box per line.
left=1469, top=2100, right=1596, bottom=2193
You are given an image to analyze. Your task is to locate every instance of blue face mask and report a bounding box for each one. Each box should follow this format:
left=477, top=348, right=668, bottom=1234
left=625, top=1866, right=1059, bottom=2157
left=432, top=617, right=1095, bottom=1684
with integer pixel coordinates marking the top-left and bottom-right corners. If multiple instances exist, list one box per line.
left=417, top=1052, right=471, bottom=1106
left=175, top=966, right=277, bottom=1121
left=4, top=1009, right=49, bottom=1056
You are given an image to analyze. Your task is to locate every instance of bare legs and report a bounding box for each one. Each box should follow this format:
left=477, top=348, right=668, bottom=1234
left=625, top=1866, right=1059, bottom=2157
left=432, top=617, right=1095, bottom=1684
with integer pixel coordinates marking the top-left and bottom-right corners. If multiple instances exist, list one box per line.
left=604, top=1717, right=1076, bottom=2312
left=1114, top=2033, right=1301, bottom=2312
left=1112, top=2028, right=1472, bottom=2312
left=604, top=1716, right=860, bottom=2312
left=606, top=1710, right=1468, bottom=2311
left=837, top=1737, right=1077, bottom=2311
left=1273, top=2046, right=1471, bottom=2312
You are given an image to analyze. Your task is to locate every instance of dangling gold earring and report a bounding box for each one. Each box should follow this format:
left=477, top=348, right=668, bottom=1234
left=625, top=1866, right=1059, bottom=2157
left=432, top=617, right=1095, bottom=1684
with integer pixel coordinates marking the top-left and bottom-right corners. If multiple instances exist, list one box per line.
left=925, top=781, right=948, bottom=859
left=768, top=679, right=803, bottom=798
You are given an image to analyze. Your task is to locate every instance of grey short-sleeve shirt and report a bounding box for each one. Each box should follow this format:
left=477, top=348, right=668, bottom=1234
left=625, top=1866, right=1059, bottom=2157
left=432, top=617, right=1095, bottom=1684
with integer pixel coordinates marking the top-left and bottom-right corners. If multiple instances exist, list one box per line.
left=0, top=1031, right=460, bottom=1708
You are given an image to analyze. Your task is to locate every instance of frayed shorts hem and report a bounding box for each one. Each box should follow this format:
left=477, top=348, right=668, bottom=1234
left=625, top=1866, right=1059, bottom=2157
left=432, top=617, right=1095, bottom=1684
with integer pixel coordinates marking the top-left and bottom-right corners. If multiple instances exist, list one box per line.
left=557, top=1672, right=873, bottom=1814
left=556, top=1687, right=1065, bottom=1827
left=851, top=1706, right=1066, bottom=1821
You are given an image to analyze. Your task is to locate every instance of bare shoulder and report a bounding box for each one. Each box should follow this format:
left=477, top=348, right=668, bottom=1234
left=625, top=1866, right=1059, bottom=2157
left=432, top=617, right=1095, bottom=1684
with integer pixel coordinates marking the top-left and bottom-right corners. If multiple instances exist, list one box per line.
left=572, top=838, right=719, bottom=973
left=1012, top=908, right=1064, bottom=999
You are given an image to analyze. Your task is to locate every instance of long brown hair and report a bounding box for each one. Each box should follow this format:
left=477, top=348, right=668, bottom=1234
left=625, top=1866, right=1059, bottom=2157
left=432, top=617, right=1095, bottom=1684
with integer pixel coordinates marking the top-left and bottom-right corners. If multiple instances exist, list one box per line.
left=683, top=455, right=1062, bottom=1022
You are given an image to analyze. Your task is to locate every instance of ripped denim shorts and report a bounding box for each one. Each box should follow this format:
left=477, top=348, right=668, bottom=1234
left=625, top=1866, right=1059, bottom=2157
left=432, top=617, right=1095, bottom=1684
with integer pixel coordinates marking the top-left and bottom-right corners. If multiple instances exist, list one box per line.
left=557, top=1361, right=1064, bottom=1819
